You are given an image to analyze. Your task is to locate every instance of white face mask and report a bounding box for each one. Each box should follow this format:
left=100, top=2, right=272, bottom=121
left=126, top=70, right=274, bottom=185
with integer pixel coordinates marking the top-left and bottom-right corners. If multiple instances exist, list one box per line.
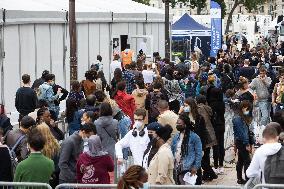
left=81, top=121, right=86, bottom=125
left=134, top=121, right=144, bottom=130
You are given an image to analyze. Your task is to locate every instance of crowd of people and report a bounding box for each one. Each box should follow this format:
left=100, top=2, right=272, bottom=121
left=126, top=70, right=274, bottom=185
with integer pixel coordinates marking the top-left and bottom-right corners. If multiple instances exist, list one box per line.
left=1, top=36, right=284, bottom=188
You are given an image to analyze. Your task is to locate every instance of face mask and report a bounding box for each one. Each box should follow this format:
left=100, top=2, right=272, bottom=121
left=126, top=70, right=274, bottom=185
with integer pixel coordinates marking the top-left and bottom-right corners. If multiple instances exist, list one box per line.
left=148, top=134, right=153, bottom=140
left=176, top=124, right=185, bottom=132
left=134, top=121, right=143, bottom=130
left=81, top=121, right=86, bottom=125
left=50, top=81, right=55, bottom=86
left=140, top=182, right=149, bottom=189
left=184, top=106, right=190, bottom=113
left=243, top=111, right=250, bottom=115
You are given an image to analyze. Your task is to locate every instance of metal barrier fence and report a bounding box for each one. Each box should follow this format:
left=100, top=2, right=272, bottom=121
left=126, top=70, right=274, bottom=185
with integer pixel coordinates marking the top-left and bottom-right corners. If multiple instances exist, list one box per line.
left=55, top=184, right=116, bottom=189
left=253, top=184, right=284, bottom=189
left=149, top=185, right=242, bottom=189
left=1, top=182, right=284, bottom=189
left=55, top=184, right=242, bottom=189
left=244, top=177, right=261, bottom=189
left=0, top=182, right=52, bottom=189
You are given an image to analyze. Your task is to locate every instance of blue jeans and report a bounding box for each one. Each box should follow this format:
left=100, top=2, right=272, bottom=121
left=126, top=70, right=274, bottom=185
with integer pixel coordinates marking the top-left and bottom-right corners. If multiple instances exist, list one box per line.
left=118, top=115, right=131, bottom=159
left=258, top=100, right=270, bottom=126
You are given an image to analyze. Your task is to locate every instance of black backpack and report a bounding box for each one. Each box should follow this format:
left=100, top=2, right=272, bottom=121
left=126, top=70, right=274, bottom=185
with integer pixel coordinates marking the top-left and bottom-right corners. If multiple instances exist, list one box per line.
left=149, top=92, right=162, bottom=119
left=264, top=146, right=284, bottom=184
left=8, top=135, right=26, bottom=177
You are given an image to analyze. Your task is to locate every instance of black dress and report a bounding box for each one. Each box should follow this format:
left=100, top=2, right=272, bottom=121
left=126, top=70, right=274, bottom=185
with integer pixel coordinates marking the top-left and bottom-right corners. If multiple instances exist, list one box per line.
left=0, top=146, right=13, bottom=181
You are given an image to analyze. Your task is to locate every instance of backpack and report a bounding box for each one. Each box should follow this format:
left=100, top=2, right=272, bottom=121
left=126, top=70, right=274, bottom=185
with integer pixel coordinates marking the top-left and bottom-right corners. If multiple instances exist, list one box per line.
left=149, top=92, right=162, bottom=119
left=8, top=135, right=26, bottom=176
left=264, top=146, right=284, bottom=184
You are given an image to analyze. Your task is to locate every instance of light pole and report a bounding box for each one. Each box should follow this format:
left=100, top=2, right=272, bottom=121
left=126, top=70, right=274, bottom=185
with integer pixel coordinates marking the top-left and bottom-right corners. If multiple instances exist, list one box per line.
left=69, top=0, right=77, bottom=85
left=164, top=0, right=170, bottom=59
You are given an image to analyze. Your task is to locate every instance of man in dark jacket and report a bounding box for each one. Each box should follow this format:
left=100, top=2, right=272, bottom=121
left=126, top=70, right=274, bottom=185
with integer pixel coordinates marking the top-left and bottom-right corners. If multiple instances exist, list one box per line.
left=51, top=74, right=69, bottom=120
left=15, top=74, right=37, bottom=121
left=58, top=123, right=96, bottom=184
left=5, top=116, right=36, bottom=162
left=31, top=70, right=49, bottom=90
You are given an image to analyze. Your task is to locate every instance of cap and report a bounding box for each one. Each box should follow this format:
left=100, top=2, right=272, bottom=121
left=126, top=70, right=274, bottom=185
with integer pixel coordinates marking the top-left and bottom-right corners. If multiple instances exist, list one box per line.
left=147, top=122, right=161, bottom=131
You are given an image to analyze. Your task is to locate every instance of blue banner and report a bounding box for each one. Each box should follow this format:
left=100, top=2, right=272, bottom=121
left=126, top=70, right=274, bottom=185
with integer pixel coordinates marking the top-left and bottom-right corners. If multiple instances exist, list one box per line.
left=210, top=1, right=222, bottom=57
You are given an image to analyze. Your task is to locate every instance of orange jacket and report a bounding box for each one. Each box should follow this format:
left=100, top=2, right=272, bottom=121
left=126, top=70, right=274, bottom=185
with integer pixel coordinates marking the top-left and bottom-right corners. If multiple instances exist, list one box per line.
left=121, top=50, right=133, bottom=66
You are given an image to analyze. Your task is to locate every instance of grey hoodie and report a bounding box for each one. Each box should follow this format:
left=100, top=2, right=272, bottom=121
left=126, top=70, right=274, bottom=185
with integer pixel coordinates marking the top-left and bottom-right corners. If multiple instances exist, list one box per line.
left=95, top=116, right=118, bottom=159
left=246, top=143, right=282, bottom=183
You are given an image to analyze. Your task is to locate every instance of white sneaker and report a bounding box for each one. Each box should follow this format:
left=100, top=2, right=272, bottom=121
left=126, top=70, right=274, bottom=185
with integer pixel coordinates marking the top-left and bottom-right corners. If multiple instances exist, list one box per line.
left=219, top=167, right=224, bottom=175
left=212, top=167, right=220, bottom=175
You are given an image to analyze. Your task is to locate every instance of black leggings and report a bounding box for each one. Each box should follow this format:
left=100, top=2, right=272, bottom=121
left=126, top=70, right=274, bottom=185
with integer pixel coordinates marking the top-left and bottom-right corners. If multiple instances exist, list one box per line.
left=235, top=140, right=251, bottom=180
left=213, top=132, right=225, bottom=168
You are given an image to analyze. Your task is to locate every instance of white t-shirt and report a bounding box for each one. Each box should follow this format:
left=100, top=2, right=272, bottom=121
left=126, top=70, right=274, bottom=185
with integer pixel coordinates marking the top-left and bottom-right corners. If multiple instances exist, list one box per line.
left=142, top=70, right=155, bottom=84
left=110, top=60, right=122, bottom=78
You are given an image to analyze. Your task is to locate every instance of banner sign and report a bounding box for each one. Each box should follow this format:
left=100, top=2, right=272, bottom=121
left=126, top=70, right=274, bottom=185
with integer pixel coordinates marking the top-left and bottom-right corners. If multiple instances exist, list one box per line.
left=210, top=1, right=222, bottom=57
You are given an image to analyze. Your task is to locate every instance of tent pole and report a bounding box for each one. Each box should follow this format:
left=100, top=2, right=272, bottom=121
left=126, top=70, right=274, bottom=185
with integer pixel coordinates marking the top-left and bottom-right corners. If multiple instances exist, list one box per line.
left=69, top=0, right=77, bottom=85
left=165, top=0, right=170, bottom=59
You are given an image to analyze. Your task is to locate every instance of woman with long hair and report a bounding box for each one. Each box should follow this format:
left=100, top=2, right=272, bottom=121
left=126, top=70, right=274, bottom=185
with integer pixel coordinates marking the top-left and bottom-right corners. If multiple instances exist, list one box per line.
left=148, top=125, right=174, bottom=185
left=232, top=100, right=254, bottom=184
left=81, top=70, right=96, bottom=96
left=111, top=68, right=123, bottom=97
left=171, top=113, right=202, bottom=185
left=236, top=76, right=254, bottom=104
left=37, top=123, right=60, bottom=187
left=65, top=98, right=81, bottom=135
left=117, top=165, right=148, bottom=189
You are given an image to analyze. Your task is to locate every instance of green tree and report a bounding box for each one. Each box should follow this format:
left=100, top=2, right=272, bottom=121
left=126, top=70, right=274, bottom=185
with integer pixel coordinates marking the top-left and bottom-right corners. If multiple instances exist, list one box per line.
left=224, top=0, right=265, bottom=34
left=132, top=0, right=150, bottom=5
left=170, top=0, right=207, bottom=14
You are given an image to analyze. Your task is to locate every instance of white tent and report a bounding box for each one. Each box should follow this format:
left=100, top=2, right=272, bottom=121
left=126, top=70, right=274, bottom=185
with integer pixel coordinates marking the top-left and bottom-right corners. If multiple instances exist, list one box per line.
left=0, top=0, right=166, bottom=123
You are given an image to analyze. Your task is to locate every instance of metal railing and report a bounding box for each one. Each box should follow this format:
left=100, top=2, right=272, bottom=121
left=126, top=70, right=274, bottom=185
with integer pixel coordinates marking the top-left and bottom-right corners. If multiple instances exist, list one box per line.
left=55, top=184, right=116, bottom=189
left=244, top=177, right=261, bottom=189
left=1, top=182, right=284, bottom=189
left=55, top=184, right=241, bottom=189
left=0, top=182, right=52, bottom=189
left=253, top=184, right=284, bottom=189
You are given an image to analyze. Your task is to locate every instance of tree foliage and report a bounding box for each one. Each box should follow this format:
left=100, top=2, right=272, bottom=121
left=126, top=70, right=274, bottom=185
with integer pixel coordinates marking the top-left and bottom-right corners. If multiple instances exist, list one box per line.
left=224, top=0, right=266, bottom=33
left=170, top=0, right=207, bottom=13
left=132, top=0, right=151, bottom=5
left=212, top=0, right=226, bottom=19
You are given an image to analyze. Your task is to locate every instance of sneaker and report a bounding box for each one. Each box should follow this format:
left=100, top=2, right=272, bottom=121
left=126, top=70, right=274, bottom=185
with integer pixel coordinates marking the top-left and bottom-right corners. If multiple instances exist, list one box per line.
left=212, top=167, right=220, bottom=175
left=218, top=167, right=224, bottom=175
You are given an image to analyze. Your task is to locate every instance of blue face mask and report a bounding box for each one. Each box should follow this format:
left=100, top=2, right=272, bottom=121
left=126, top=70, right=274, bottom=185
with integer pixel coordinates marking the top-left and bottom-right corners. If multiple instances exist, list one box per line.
left=184, top=106, right=191, bottom=113
left=140, top=182, right=149, bottom=189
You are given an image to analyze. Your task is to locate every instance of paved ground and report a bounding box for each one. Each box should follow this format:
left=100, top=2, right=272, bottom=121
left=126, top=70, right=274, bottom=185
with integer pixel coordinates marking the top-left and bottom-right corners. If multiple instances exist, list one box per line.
left=204, top=163, right=239, bottom=186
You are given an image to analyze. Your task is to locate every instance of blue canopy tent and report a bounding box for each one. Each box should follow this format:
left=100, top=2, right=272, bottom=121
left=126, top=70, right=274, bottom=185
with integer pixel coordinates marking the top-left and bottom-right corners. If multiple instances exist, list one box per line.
left=172, top=13, right=211, bottom=59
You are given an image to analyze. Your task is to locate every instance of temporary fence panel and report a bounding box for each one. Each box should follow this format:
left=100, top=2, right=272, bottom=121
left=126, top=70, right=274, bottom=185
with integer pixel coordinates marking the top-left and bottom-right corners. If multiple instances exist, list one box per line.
left=56, top=184, right=242, bottom=189
left=0, top=182, right=52, bottom=189
left=253, top=184, right=284, bottom=189
left=77, top=23, right=90, bottom=81
left=55, top=184, right=116, bottom=189
left=244, top=177, right=261, bottom=189
left=149, top=185, right=242, bottom=189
